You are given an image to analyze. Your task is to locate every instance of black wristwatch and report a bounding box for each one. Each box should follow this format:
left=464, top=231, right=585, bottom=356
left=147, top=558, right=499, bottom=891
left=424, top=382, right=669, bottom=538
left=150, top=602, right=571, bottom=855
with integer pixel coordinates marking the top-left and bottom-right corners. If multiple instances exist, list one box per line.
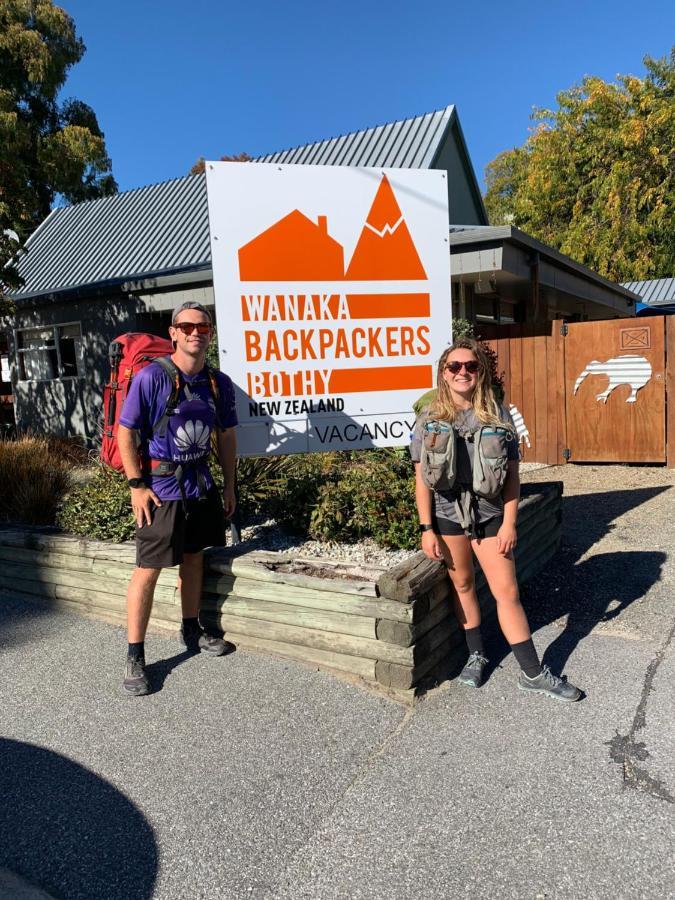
left=127, top=477, right=145, bottom=489
left=419, top=523, right=434, bottom=533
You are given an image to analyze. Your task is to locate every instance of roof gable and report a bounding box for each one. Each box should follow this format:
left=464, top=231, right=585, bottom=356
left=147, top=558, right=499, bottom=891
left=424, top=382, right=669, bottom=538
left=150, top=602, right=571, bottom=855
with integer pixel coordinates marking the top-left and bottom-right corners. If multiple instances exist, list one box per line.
left=258, top=106, right=454, bottom=169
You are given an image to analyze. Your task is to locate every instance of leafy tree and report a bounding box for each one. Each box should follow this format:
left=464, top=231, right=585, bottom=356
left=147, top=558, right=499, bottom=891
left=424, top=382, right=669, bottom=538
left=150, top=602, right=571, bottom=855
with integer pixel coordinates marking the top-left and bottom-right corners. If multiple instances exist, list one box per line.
left=484, top=49, right=675, bottom=282
left=0, top=0, right=117, bottom=305
left=190, top=152, right=252, bottom=175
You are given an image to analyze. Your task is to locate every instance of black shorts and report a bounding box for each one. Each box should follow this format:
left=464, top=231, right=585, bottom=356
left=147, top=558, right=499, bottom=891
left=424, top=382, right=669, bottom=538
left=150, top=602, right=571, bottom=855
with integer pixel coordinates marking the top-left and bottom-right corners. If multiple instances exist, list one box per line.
left=135, top=487, right=225, bottom=569
left=432, top=515, right=502, bottom=539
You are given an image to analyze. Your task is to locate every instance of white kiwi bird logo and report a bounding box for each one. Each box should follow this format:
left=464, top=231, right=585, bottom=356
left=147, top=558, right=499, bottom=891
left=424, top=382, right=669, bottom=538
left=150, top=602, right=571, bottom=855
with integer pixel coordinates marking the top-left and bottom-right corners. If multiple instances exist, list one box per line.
left=573, top=355, right=652, bottom=403
left=174, top=420, right=210, bottom=452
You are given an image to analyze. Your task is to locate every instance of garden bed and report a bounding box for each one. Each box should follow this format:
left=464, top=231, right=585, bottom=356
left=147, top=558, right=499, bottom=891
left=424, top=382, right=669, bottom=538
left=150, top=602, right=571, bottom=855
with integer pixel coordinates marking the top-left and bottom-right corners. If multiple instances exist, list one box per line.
left=0, top=482, right=562, bottom=701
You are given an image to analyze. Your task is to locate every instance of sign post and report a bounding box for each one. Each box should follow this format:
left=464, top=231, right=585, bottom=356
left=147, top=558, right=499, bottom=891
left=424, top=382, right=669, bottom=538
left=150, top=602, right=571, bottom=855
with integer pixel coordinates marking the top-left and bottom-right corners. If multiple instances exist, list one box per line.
left=205, top=162, right=451, bottom=455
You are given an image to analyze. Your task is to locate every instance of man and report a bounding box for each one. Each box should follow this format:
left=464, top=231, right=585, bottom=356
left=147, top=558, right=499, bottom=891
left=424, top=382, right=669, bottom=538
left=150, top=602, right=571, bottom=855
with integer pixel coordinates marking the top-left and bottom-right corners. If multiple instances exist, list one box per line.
left=118, top=301, right=237, bottom=696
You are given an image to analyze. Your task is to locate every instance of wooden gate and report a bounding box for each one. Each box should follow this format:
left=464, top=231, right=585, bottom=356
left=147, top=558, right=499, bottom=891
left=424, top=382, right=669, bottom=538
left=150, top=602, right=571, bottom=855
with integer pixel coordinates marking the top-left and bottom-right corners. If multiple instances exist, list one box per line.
left=563, top=319, right=665, bottom=463
left=481, top=317, right=675, bottom=466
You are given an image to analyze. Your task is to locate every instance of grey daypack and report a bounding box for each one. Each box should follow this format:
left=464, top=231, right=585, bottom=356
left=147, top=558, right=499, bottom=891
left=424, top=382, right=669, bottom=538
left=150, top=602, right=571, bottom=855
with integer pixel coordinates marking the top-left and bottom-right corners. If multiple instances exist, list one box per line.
left=419, top=413, right=514, bottom=499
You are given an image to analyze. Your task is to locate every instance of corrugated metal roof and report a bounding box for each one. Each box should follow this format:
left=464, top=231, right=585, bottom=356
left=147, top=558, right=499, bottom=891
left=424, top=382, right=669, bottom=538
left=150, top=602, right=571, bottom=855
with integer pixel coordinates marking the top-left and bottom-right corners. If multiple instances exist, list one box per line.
left=10, top=104, right=468, bottom=300
left=622, top=278, right=675, bottom=306
left=11, top=174, right=211, bottom=298
left=257, top=106, right=455, bottom=169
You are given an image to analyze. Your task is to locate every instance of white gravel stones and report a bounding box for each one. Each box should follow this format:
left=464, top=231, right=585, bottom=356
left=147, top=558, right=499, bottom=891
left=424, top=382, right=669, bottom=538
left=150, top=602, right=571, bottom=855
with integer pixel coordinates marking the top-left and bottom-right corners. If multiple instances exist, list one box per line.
left=236, top=519, right=416, bottom=567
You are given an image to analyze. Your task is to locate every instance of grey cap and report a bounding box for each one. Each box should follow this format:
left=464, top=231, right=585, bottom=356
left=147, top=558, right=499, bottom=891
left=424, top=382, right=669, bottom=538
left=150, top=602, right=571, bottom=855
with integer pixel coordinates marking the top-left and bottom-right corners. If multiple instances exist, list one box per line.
left=171, top=300, right=213, bottom=324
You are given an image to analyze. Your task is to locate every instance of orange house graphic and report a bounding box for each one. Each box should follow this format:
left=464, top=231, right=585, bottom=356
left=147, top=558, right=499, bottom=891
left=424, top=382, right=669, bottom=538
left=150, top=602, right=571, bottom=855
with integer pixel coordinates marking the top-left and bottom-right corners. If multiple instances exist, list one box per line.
left=238, top=175, right=427, bottom=281
left=238, top=210, right=344, bottom=281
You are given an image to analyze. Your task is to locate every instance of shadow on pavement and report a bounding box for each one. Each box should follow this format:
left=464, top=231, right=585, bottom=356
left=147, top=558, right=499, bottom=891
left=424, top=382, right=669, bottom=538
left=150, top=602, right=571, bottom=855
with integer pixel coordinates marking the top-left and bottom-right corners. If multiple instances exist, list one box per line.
left=560, top=486, right=671, bottom=564
left=535, top=549, right=666, bottom=673
left=0, top=738, right=158, bottom=900
left=145, top=648, right=199, bottom=691
left=0, top=592, right=59, bottom=652
left=478, top=486, right=670, bottom=681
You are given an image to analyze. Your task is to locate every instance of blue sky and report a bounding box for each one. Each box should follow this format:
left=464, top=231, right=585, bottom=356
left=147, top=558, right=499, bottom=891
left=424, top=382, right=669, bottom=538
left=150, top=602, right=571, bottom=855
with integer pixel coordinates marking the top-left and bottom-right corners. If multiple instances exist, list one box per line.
left=60, top=0, right=674, bottom=196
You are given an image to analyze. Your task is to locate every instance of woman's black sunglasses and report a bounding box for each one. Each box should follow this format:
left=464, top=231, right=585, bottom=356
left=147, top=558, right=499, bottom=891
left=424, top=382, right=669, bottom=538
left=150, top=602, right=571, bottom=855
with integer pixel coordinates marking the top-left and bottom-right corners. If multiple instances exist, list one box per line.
left=444, top=360, right=480, bottom=374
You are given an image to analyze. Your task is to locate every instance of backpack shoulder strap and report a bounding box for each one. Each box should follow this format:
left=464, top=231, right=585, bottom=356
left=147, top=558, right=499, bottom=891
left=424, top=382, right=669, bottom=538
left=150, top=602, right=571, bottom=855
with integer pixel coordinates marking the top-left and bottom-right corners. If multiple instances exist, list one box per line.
left=152, top=356, right=183, bottom=438
left=204, top=365, right=224, bottom=429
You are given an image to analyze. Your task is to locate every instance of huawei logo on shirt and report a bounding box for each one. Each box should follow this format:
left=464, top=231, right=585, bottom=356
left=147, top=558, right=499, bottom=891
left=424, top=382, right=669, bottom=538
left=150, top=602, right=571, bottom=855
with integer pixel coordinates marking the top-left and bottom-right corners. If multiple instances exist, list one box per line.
left=173, top=420, right=211, bottom=454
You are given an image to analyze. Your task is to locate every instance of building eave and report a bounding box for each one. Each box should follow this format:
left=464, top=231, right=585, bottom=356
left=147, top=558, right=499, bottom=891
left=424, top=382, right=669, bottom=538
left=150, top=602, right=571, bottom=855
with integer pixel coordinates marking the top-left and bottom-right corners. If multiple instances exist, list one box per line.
left=450, top=226, right=641, bottom=303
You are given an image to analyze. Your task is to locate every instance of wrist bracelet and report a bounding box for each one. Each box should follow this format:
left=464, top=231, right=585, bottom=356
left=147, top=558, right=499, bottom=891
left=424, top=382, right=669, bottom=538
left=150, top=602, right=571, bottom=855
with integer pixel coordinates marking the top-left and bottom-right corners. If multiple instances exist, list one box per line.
left=419, top=523, right=434, bottom=533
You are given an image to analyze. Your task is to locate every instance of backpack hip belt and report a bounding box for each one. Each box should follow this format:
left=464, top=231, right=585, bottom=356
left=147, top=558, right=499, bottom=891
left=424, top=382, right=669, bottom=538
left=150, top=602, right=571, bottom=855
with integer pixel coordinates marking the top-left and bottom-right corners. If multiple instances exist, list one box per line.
left=144, top=457, right=211, bottom=505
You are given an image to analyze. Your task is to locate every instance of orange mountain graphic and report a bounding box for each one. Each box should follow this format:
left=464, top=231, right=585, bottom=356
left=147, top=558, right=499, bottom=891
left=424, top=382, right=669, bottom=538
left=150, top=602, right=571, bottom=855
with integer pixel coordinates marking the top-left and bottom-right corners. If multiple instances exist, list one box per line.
left=238, top=175, right=426, bottom=281
left=238, top=210, right=344, bottom=280
left=346, top=175, right=426, bottom=280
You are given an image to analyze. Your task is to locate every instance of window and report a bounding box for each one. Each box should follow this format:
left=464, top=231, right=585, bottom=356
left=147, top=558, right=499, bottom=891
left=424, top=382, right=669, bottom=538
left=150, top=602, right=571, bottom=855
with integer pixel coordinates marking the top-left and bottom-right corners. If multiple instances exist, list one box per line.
left=0, top=332, right=9, bottom=384
left=474, top=296, right=499, bottom=322
left=499, top=301, right=516, bottom=324
left=16, top=323, right=83, bottom=381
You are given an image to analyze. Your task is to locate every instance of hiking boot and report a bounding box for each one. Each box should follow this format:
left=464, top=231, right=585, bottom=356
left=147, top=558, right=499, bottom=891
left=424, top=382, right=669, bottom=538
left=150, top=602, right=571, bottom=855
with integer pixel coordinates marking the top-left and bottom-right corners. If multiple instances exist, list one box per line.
left=123, top=656, right=150, bottom=696
left=518, top=665, right=582, bottom=702
left=458, top=651, right=489, bottom=688
left=179, top=624, right=228, bottom=656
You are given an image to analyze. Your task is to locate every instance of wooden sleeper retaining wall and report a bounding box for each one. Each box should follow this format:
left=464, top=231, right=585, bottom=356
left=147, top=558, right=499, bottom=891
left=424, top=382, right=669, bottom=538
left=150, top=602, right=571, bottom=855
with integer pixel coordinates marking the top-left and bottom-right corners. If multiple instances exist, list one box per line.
left=0, top=482, right=562, bottom=698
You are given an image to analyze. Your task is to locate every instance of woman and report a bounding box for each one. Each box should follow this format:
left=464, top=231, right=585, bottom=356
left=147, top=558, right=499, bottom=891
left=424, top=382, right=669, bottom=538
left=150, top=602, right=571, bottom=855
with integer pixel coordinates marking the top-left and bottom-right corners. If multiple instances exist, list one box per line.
left=411, top=338, right=581, bottom=701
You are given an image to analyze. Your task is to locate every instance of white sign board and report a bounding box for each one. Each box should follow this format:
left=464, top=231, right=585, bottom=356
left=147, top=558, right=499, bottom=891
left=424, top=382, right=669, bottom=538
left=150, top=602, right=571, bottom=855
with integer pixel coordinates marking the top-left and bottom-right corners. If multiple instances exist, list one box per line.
left=205, top=162, right=451, bottom=456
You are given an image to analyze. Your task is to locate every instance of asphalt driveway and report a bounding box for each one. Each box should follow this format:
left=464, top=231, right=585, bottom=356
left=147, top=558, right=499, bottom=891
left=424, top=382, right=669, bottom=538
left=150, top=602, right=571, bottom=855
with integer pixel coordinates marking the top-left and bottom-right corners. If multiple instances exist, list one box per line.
left=1, top=465, right=674, bottom=899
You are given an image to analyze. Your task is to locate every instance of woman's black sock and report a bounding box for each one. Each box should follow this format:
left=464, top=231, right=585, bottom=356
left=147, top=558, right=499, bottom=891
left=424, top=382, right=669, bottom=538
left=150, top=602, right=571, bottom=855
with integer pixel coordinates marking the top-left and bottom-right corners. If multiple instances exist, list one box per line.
left=511, top=639, right=542, bottom=678
left=182, top=617, right=200, bottom=633
left=128, top=641, right=145, bottom=661
left=464, top=626, right=485, bottom=656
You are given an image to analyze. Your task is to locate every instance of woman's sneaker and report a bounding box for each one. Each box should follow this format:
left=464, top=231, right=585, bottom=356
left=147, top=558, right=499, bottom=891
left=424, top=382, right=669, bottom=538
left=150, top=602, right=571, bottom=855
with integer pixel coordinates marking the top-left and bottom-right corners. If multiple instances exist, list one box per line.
left=458, top=651, right=489, bottom=688
left=518, top=665, right=582, bottom=702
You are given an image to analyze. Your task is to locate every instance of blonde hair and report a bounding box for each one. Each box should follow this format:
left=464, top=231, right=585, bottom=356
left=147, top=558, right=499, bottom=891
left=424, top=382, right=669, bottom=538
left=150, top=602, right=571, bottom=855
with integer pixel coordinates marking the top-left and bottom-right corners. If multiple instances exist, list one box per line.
left=430, top=338, right=506, bottom=427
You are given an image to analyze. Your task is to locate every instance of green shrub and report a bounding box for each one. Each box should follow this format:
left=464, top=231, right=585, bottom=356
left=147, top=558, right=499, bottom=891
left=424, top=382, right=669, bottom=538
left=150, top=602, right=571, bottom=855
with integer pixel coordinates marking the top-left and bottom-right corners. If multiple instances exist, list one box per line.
left=308, top=449, right=418, bottom=550
left=57, top=465, right=136, bottom=542
left=0, top=436, right=73, bottom=526
left=267, top=452, right=342, bottom=534
left=212, top=454, right=305, bottom=520
left=57, top=454, right=302, bottom=543
left=261, top=448, right=418, bottom=549
left=56, top=448, right=420, bottom=551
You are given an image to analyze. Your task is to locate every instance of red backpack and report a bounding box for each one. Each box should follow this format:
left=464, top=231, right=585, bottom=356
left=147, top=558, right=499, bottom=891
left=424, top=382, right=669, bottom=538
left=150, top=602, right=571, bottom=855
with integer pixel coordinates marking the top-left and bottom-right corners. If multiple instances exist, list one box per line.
left=101, top=333, right=175, bottom=471
left=101, top=333, right=222, bottom=474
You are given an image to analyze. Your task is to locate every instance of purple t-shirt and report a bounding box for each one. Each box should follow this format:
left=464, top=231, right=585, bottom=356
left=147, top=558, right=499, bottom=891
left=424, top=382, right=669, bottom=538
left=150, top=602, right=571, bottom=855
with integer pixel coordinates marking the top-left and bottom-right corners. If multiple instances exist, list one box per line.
left=119, top=359, right=238, bottom=501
